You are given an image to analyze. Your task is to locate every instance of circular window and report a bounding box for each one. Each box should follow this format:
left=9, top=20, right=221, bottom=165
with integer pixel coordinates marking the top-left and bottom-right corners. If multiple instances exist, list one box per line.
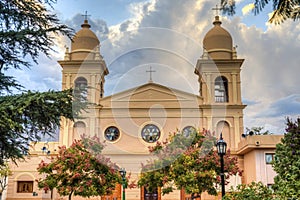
left=104, top=126, right=120, bottom=142
left=141, top=124, right=161, bottom=143
left=182, top=126, right=196, bottom=137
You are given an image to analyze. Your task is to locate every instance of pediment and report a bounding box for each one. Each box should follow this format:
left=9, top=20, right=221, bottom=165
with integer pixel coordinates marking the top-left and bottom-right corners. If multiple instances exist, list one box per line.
left=100, top=82, right=202, bottom=108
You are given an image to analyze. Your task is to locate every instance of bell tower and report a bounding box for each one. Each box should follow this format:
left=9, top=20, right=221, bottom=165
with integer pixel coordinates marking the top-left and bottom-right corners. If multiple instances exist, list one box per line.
left=195, top=15, right=246, bottom=151
left=58, top=19, right=108, bottom=146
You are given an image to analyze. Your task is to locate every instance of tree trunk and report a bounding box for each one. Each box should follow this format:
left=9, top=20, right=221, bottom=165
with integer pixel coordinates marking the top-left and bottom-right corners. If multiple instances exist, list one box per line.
left=68, top=190, right=73, bottom=200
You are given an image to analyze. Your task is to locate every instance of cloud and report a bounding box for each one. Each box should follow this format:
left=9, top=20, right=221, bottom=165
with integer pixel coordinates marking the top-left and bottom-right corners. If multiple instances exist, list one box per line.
left=257, top=94, right=300, bottom=118
left=223, top=17, right=300, bottom=132
left=242, top=99, right=259, bottom=106
left=101, top=0, right=216, bottom=95
left=5, top=13, right=111, bottom=92
left=6, top=53, right=63, bottom=92
left=65, top=13, right=109, bottom=41
left=242, top=3, right=254, bottom=15
left=83, top=0, right=300, bottom=133
left=9, top=0, right=300, bottom=135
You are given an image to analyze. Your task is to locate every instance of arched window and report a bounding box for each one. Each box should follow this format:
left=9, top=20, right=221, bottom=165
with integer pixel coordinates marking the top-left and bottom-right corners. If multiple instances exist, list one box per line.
left=73, top=121, right=86, bottom=140
left=74, top=77, right=88, bottom=100
left=214, top=76, right=228, bottom=102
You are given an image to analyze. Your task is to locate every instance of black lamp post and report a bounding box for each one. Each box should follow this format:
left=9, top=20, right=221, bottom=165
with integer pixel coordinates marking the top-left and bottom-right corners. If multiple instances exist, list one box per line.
left=119, top=168, right=126, bottom=200
left=216, top=133, right=227, bottom=198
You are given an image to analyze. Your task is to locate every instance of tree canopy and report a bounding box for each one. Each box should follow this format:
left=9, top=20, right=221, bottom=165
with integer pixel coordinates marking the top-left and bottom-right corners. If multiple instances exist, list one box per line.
left=0, top=0, right=72, bottom=70
left=138, top=129, right=242, bottom=197
left=244, top=126, right=271, bottom=136
left=0, top=0, right=77, bottom=165
left=220, top=0, right=300, bottom=24
left=272, top=118, right=300, bottom=198
left=37, top=136, right=122, bottom=200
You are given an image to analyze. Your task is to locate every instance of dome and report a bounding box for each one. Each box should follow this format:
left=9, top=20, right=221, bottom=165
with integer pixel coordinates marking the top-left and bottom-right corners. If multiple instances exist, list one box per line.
left=203, top=16, right=233, bottom=59
left=70, top=20, right=100, bottom=60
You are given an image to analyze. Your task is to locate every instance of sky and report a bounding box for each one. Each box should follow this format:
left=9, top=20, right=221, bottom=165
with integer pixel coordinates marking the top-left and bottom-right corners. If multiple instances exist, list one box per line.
left=9, top=0, right=300, bottom=134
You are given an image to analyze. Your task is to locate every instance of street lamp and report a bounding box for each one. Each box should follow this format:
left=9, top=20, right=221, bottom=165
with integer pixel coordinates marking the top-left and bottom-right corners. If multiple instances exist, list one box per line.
left=119, top=168, right=127, bottom=200
left=216, top=133, right=227, bottom=198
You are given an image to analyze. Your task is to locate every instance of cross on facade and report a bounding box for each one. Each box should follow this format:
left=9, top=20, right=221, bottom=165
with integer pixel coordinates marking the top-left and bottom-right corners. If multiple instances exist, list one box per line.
left=212, top=4, right=223, bottom=16
left=146, top=66, right=156, bottom=83
left=82, top=11, right=91, bottom=20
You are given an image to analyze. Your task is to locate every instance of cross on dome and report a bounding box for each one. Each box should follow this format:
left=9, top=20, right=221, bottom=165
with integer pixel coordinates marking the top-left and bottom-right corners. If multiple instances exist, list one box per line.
left=212, top=4, right=223, bottom=16
left=81, top=11, right=91, bottom=20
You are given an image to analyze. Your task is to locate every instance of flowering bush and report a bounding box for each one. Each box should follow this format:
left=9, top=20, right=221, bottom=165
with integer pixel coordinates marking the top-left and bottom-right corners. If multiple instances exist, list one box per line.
left=36, top=135, right=121, bottom=200
left=138, top=129, right=242, bottom=197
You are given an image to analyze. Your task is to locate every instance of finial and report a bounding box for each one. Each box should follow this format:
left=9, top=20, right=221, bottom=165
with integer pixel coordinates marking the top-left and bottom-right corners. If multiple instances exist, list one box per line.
left=232, top=45, right=238, bottom=59
left=212, top=5, right=223, bottom=26
left=212, top=4, right=223, bottom=16
left=82, top=11, right=91, bottom=21
left=202, top=48, right=208, bottom=59
left=146, top=66, right=156, bottom=83
left=81, top=11, right=91, bottom=28
left=64, top=46, right=70, bottom=60
left=220, top=133, right=223, bottom=140
left=95, top=45, right=102, bottom=60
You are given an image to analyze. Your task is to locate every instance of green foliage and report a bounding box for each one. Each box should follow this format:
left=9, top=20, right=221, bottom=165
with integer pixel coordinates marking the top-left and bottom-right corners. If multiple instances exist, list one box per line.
left=272, top=118, right=300, bottom=199
left=0, top=89, right=81, bottom=165
left=223, top=182, right=276, bottom=200
left=37, top=136, right=122, bottom=200
left=0, top=73, right=22, bottom=95
left=221, top=0, right=300, bottom=24
left=0, top=0, right=72, bottom=70
left=0, top=162, right=12, bottom=194
left=0, top=0, right=77, bottom=164
left=138, top=129, right=242, bottom=197
left=246, top=126, right=271, bottom=135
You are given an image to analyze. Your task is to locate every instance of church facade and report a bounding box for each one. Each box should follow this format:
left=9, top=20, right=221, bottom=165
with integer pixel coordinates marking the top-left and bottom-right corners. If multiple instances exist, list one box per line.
left=5, top=16, right=282, bottom=200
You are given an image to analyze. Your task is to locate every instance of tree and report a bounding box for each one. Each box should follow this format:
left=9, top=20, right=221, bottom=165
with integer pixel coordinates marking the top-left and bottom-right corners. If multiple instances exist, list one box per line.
left=272, top=118, right=300, bottom=199
left=245, top=126, right=271, bottom=136
left=220, top=0, right=300, bottom=24
left=0, top=0, right=79, bottom=164
left=0, top=90, right=83, bottom=164
left=0, top=0, right=72, bottom=70
left=138, top=129, right=242, bottom=198
left=37, top=136, right=122, bottom=200
left=223, top=182, right=276, bottom=200
left=0, top=162, right=12, bottom=200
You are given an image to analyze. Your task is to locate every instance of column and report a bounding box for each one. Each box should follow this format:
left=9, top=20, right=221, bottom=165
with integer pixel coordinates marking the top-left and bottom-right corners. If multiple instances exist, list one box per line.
left=233, top=116, right=240, bottom=150
left=207, top=116, right=213, bottom=132
left=231, top=73, right=237, bottom=104
left=206, top=73, right=212, bottom=103
left=90, top=74, right=96, bottom=103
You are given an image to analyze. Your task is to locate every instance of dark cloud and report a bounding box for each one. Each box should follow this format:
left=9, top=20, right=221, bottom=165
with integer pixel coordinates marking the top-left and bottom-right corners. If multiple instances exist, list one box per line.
left=256, top=94, right=300, bottom=117
left=119, top=20, right=131, bottom=32
left=13, top=0, right=300, bottom=134
left=65, top=13, right=109, bottom=41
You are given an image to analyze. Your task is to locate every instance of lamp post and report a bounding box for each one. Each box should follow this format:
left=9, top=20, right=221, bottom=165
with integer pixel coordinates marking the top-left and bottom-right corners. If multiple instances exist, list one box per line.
left=119, top=168, right=126, bottom=200
left=216, top=133, right=227, bottom=198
